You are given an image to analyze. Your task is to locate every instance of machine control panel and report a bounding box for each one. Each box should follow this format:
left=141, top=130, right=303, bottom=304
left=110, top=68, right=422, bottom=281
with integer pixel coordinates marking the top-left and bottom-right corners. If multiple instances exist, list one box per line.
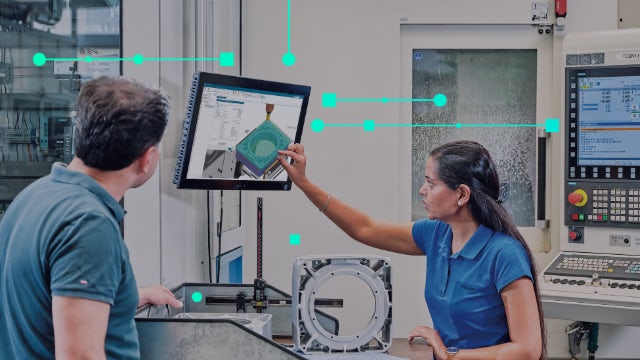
left=541, top=252, right=640, bottom=307
left=544, top=28, right=640, bottom=327
left=565, top=182, right=640, bottom=228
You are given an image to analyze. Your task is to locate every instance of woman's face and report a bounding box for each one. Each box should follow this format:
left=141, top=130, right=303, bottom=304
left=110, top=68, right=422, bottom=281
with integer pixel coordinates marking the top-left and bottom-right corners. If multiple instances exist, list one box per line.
left=418, top=157, right=460, bottom=221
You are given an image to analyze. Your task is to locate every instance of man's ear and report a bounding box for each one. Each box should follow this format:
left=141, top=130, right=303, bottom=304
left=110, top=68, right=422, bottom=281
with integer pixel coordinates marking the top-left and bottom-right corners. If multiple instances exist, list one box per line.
left=137, top=146, right=158, bottom=174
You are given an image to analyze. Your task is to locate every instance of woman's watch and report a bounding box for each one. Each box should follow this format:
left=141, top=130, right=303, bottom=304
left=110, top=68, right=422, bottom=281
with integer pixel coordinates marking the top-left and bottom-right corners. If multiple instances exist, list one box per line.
left=446, top=346, right=459, bottom=359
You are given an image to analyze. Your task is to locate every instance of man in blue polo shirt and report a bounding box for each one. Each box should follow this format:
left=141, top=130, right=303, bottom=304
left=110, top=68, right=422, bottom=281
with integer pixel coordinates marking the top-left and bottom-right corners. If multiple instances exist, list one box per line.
left=0, top=76, right=180, bottom=359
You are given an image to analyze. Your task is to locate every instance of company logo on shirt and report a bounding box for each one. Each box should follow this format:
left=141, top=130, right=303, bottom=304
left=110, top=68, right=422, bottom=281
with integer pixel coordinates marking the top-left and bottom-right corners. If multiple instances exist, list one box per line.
left=460, top=283, right=477, bottom=293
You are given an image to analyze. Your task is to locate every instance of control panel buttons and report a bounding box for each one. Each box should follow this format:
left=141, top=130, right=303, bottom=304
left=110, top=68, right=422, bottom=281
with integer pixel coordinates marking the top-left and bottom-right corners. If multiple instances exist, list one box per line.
left=571, top=213, right=585, bottom=221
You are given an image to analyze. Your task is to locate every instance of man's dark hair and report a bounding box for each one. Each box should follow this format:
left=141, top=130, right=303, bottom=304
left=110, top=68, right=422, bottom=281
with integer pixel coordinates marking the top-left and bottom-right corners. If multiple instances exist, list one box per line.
left=74, top=76, right=170, bottom=170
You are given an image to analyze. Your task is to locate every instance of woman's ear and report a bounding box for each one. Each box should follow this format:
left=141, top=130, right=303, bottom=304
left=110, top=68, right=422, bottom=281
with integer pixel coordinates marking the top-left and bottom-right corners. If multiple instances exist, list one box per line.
left=457, top=184, right=471, bottom=206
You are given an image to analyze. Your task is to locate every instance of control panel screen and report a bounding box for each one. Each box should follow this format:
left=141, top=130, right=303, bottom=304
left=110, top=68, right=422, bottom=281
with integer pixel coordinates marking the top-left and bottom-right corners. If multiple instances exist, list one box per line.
left=577, top=74, right=640, bottom=166
left=567, top=66, right=640, bottom=180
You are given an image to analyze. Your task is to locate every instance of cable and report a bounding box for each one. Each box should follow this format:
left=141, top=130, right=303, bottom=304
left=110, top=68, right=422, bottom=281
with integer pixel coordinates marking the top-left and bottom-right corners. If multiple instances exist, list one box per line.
left=587, top=323, right=599, bottom=360
left=206, top=189, right=212, bottom=283
left=215, top=190, right=223, bottom=283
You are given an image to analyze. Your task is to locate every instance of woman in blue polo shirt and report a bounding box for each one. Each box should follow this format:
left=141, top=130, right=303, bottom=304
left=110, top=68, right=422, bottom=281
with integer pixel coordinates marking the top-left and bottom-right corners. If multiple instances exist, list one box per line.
left=278, top=140, right=545, bottom=360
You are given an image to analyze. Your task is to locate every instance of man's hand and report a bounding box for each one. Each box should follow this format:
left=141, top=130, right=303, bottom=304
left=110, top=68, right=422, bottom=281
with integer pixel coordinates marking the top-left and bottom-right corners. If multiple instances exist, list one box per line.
left=138, top=285, right=183, bottom=308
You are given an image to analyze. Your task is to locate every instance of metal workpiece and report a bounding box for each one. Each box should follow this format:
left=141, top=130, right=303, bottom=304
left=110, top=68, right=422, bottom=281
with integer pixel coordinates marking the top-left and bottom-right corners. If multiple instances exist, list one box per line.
left=135, top=283, right=339, bottom=359
left=173, top=312, right=273, bottom=339
left=292, top=255, right=393, bottom=354
left=136, top=318, right=304, bottom=360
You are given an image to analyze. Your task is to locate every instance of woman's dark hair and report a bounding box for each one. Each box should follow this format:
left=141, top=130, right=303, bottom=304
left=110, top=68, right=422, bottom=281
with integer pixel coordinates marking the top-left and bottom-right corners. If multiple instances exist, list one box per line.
left=74, top=76, right=170, bottom=171
left=430, top=140, right=547, bottom=359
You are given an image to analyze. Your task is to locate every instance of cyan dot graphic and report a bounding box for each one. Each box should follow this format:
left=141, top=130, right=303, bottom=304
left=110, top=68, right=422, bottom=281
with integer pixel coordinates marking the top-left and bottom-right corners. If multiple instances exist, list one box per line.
left=133, top=54, right=144, bottom=65
left=33, top=52, right=47, bottom=67
left=433, top=94, right=447, bottom=107
left=311, top=118, right=325, bottom=132
left=282, top=52, right=296, bottom=66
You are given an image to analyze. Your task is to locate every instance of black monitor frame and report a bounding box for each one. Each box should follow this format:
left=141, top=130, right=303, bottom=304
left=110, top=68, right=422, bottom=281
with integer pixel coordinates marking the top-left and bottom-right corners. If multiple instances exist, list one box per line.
left=173, top=72, right=311, bottom=190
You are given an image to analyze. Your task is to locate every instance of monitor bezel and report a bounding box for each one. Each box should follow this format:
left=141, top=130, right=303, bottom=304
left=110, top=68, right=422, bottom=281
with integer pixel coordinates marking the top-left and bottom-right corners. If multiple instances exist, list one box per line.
left=174, top=72, right=311, bottom=190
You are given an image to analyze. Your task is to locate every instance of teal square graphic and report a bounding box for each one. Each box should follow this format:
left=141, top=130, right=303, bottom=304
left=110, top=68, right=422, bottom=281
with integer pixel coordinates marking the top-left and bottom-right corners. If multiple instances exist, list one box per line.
left=545, top=118, right=560, bottom=133
left=363, top=119, right=375, bottom=132
left=289, top=233, right=301, bottom=245
left=322, top=93, right=337, bottom=108
left=220, top=52, right=234, bottom=67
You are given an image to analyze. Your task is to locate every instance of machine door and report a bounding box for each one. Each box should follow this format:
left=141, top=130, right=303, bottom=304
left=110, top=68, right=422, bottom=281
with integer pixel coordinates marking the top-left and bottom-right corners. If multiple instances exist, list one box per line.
left=400, top=24, right=554, bottom=252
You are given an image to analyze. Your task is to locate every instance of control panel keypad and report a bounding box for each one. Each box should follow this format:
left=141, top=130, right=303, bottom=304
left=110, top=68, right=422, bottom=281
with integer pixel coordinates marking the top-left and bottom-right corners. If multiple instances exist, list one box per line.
left=547, top=253, right=640, bottom=281
left=590, top=189, right=610, bottom=222
left=610, top=188, right=627, bottom=222
left=629, top=189, right=640, bottom=223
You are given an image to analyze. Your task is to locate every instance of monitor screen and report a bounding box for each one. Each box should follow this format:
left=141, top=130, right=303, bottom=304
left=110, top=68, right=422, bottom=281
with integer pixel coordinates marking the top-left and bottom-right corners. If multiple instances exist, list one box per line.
left=174, top=72, right=311, bottom=190
left=566, top=66, right=640, bottom=179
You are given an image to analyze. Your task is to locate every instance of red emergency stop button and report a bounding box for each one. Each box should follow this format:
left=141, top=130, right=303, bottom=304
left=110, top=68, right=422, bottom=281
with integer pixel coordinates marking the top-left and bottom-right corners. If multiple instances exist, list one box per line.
left=568, top=192, right=583, bottom=205
left=568, top=189, right=588, bottom=206
left=569, top=230, right=581, bottom=241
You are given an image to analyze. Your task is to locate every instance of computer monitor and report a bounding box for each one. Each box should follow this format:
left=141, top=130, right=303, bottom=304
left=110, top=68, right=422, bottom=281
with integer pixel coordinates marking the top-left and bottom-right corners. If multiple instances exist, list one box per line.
left=174, top=72, right=311, bottom=190
left=566, top=65, right=640, bottom=180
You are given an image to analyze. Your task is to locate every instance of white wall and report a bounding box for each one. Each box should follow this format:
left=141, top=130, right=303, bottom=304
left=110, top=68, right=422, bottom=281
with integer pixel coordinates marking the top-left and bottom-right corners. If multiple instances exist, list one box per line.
left=238, top=0, right=640, bottom=358
left=126, top=0, right=242, bottom=288
left=122, top=0, right=162, bottom=286
left=122, top=0, right=640, bottom=358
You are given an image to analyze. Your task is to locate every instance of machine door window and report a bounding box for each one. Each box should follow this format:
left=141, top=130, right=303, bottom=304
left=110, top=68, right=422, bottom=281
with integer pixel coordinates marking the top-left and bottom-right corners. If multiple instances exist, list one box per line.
left=401, top=25, right=553, bottom=249
left=410, top=48, right=537, bottom=226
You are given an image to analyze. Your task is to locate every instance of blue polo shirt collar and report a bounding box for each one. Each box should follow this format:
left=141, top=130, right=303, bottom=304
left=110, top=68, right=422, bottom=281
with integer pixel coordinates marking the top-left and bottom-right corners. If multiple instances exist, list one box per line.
left=438, top=224, right=495, bottom=259
left=50, top=162, right=126, bottom=222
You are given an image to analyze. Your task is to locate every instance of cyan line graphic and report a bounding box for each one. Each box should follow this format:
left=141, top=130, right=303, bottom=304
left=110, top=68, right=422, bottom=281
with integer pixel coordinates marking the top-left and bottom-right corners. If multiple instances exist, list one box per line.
left=32, top=52, right=235, bottom=67
left=311, top=118, right=560, bottom=133
left=282, top=0, right=296, bottom=66
left=322, top=93, right=447, bottom=107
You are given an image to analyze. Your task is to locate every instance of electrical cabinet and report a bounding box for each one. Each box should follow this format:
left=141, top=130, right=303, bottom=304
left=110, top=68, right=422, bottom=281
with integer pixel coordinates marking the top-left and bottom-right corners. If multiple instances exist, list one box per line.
left=0, top=0, right=121, bottom=220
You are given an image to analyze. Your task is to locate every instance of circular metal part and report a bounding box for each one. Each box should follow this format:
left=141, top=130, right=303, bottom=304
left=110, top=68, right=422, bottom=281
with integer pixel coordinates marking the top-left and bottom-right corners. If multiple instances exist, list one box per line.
left=292, top=255, right=392, bottom=354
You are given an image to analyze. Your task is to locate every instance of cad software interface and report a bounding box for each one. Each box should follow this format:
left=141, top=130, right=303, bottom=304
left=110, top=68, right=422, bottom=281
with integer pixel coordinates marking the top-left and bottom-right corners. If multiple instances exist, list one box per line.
left=186, top=83, right=304, bottom=181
